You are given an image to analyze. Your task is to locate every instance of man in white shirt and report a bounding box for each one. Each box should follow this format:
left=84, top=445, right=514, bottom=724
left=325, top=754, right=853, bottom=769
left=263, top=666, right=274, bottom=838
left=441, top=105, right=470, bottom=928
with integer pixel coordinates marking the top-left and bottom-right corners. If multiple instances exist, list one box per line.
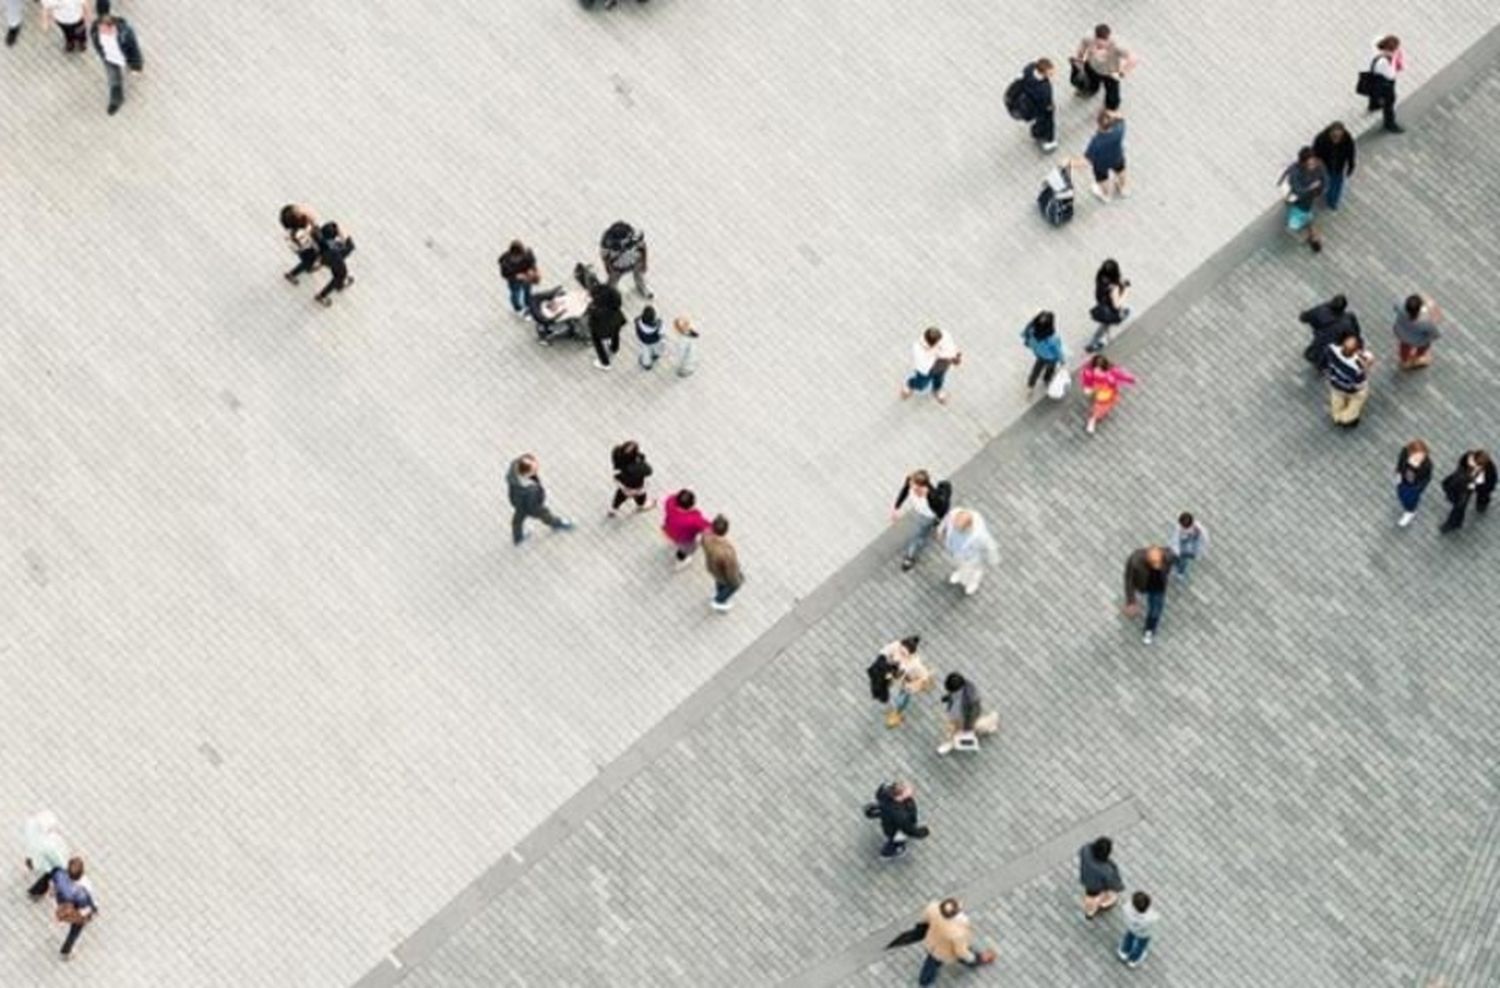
left=40, top=0, right=87, bottom=52
left=900, top=326, right=962, bottom=405
left=89, top=0, right=142, bottom=116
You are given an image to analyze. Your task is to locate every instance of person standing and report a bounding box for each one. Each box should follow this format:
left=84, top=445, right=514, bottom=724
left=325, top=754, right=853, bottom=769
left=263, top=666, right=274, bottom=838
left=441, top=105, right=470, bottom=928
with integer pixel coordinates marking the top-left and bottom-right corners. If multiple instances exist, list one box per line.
left=901, top=327, right=962, bottom=404
left=52, top=857, right=97, bottom=960
left=506, top=454, right=574, bottom=545
left=279, top=204, right=323, bottom=285
left=669, top=316, right=700, bottom=377
left=1394, top=440, right=1433, bottom=528
left=1071, top=23, right=1135, bottom=110
left=866, top=782, right=930, bottom=860
left=497, top=240, right=539, bottom=319
left=1085, top=259, right=1131, bottom=352
left=1083, top=109, right=1128, bottom=202
left=916, top=898, right=996, bottom=985
left=939, top=509, right=999, bottom=597
left=870, top=635, right=933, bottom=728
left=1324, top=332, right=1375, bottom=429
left=1079, top=837, right=1125, bottom=919
left=1365, top=35, right=1405, bottom=134
left=600, top=221, right=652, bottom=299
left=41, top=0, right=87, bottom=53
left=5, top=0, right=26, bottom=47
left=1439, top=450, right=1497, bottom=534
left=1279, top=147, right=1327, bottom=253
left=22, top=811, right=70, bottom=899
left=1122, top=545, right=1176, bottom=645
left=937, top=672, right=1000, bottom=755
left=634, top=305, right=666, bottom=369
left=89, top=1, right=141, bottom=116
left=1312, top=122, right=1357, bottom=210
left=1166, top=512, right=1208, bottom=580
left=702, top=515, right=744, bottom=613
left=1021, top=310, right=1065, bottom=394
left=608, top=441, right=654, bottom=516
left=1298, top=294, right=1361, bottom=366
left=588, top=289, right=627, bottom=370
left=890, top=469, right=953, bottom=571
left=1020, top=58, right=1058, bottom=152
left=1118, top=891, right=1159, bottom=968
left=661, top=488, right=712, bottom=568
left=1392, top=293, right=1442, bottom=369
left=314, top=221, right=356, bottom=307
left=1080, top=354, right=1137, bottom=435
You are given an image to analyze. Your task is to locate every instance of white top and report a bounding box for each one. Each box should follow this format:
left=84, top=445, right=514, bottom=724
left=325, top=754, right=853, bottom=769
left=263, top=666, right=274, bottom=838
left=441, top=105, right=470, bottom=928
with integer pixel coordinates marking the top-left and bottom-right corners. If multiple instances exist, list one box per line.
left=1373, top=54, right=1397, bottom=80
left=98, top=27, right=127, bottom=66
left=910, top=333, right=959, bottom=374
left=43, top=0, right=86, bottom=23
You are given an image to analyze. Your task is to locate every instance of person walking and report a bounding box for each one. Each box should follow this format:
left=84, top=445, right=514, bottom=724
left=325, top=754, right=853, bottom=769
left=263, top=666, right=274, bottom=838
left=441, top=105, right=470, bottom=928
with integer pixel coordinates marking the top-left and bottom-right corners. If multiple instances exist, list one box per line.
left=937, top=672, right=1000, bottom=755
left=1080, top=354, right=1137, bottom=435
left=869, top=636, right=933, bottom=728
left=1085, top=259, right=1130, bottom=352
left=634, top=305, right=666, bottom=369
left=89, top=1, right=141, bottom=116
left=661, top=488, right=712, bottom=568
left=890, top=470, right=953, bottom=571
left=279, top=204, right=323, bottom=285
left=1166, top=512, right=1208, bottom=580
left=1279, top=147, right=1328, bottom=253
left=1298, top=294, right=1361, bottom=367
left=938, top=509, right=999, bottom=597
left=669, top=315, right=700, bottom=377
left=497, top=240, right=540, bottom=319
left=588, top=288, right=627, bottom=370
left=1363, top=35, right=1405, bottom=134
left=5, top=0, right=26, bottom=47
left=1071, top=23, right=1135, bottom=110
left=702, top=515, right=744, bottom=613
left=1324, top=331, right=1375, bottom=429
left=1021, top=310, right=1065, bottom=394
left=864, top=781, right=930, bottom=860
left=1083, top=109, right=1128, bottom=202
left=900, top=327, right=962, bottom=404
left=52, top=857, right=97, bottom=960
left=1394, top=439, right=1433, bottom=528
left=1312, top=121, right=1357, bottom=210
left=22, top=811, right=70, bottom=899
left=916, top=898, right=996, bottom=985
left=1439, top=450, right=1497, bottom=534
left=1392, top=293, right=1442, bottom=370
left=600, top=221, right=652, bottom=299
left=506, top=454, right=574, bottom=545
left=1079, top=836, right=1125, bottom=919
left=1020, top=58, right=1058, bottom=152
left=608, top=440, right=654, bottom=517
left=41, top=0, right=87, bottom=53
left=314, top=221, right=356, bottom=306
left=1118, top=891, right=1159, bottom=968
left=1122, top=545, right=1176, bottom=645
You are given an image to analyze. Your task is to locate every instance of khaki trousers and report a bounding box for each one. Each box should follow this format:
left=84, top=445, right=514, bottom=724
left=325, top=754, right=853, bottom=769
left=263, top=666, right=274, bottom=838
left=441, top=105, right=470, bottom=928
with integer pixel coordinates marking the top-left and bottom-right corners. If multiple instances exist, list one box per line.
left=1329, top=386, right=1369, bottom=424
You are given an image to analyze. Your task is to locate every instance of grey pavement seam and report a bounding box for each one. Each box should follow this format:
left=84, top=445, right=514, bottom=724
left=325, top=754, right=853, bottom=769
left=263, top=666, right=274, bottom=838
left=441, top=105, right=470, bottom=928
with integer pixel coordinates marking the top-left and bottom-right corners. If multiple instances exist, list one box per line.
left=779, top=795, right=1144, bottom=988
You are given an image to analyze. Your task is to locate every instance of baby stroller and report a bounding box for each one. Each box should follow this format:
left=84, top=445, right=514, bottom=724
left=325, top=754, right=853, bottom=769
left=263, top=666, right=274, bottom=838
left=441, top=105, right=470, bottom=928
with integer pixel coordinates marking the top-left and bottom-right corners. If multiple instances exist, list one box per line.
left=528, top=286, right=584, bottom=344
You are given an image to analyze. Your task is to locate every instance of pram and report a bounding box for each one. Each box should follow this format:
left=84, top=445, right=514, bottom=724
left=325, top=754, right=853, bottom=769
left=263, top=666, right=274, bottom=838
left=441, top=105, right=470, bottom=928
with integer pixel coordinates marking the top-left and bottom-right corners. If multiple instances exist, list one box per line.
left=528, top=286, right=588, bottom=344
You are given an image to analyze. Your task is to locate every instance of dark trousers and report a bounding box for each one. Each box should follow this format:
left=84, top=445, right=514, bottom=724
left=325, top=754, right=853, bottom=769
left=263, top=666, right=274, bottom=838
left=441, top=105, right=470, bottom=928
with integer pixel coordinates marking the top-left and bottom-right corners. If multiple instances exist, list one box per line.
left=27, top=871, right=52, bottom=898
left=591, top=330, right=621, bottom=366
left=611, top=488, right=648, bottom=510
left=57, top=19, right=85, bottom=50
left=511, top=505, right=561, bottom=544
left=1442, top=491, right=1489, bottom=531
left=105, top=63, right=126, bottom=112
left=285, top=247, right=320, bottom=281
left=918, top=952, right=983, bottom=986
left=316, top=258, right=349, bottom=301
left=1081, top=63, right=1122, bottom=110
left=506, top=280, right=532, bottom=314
left=1369, top=88, right=1398, bottom=129
left=1027, top=357, right=1059, bottom=388
left=1030, top=107, right=1055, bottom=143
left=1144, top=590, right=1166, bottom=633
left=61, top=921, right=86, bottom=955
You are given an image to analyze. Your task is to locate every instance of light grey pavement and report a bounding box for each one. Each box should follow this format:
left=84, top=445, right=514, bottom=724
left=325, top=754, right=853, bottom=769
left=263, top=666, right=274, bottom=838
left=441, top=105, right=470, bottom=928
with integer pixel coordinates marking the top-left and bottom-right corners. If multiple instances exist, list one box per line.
left=1, top=2, right=1499, bottom=985
left=389, top=56, right=1500, bottom=988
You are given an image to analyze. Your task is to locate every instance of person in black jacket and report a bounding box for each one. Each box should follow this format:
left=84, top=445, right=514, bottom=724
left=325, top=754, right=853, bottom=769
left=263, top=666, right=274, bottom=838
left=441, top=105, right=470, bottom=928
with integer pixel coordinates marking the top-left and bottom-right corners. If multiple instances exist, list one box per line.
left=506, top=454, right=574, bottom=545
left=864, top=781, right=929, bottom=859
left=1312, top=121, right=1356, bottom=210
left=90, top=1, right=143, bottom=117
left=890, top=469, right=953, bottom=571
left=609, top=441, right=655, bottom=516
left=314, top=222, right=356, bottom=307
left=1394, top=439, right=1432, bottom=528
left=1021, top=59, right=1058, bottom=151
left=1298, top=294, right=1361, bottom=367
left=1123, top=545, right=1177, bottom=645
left=497, top=240, right=539, bottom=318
left=1079, top=836, right=1125, bottom=919
left=587, top=284, right=626, bottom=369
left=1439, top=450, right=1496, bottom=533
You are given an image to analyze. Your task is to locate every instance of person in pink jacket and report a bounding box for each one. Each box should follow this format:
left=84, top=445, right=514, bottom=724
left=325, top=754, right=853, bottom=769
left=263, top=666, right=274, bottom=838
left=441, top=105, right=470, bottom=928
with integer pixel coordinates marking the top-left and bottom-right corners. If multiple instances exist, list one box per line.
left=1080, top=354, right=1137, bottom=434
left=661, top=489, right=713, bottom=568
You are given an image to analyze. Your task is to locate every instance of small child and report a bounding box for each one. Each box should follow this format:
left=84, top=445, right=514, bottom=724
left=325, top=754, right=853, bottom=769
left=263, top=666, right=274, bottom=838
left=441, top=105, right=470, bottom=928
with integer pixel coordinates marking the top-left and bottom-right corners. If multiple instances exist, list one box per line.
left=635, top=306, right=665, bottom=369
left=1118, top=891, right=1159, bottom=968
left=1167, top=512, right=1209, bottom=579
left=671, top=316, right=700, bottom=378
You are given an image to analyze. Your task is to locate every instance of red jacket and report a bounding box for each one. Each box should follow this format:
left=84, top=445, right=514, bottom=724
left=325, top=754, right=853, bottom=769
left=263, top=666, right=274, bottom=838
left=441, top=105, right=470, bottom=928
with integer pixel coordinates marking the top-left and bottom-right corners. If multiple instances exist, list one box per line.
left=662, top=492, right=711, bottom=545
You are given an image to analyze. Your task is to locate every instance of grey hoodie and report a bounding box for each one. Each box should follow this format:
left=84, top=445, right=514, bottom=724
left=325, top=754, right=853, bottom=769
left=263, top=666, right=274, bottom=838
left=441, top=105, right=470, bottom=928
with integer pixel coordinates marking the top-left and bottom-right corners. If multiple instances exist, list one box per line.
left=506, top=458, right=546, bottom=513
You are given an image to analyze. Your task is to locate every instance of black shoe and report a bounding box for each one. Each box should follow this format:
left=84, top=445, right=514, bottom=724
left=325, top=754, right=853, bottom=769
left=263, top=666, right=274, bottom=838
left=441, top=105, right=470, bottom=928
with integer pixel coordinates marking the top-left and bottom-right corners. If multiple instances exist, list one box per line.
left=1439, top=522, right=1459, bottom=534
left=5, top=26, right=19, bottom=46
left=107, top=101, right=122, bottom=116
left=900, top=557, right=916, bottom=572
left=283, top=272, right=299, bottom=284
left=1384, top=124, right=1406, bottom=134
left=1309, top=239, right=1323, bottom=253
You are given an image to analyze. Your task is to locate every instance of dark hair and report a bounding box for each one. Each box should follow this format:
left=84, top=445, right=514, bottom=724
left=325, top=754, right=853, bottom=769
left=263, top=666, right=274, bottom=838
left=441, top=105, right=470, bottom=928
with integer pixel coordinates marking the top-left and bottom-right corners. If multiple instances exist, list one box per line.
left=640, top=305, right=659, bottom=325
left=1132, top=891, right=1151, bottom=912
left=1296, top=145, right=1315, bottom=166
left=943, top=672, right=966, bottom=693
left=675, top=489, right=696, bottom=509
left=1090, top=354, right=1112, bottom=371
left=1094, top=23, right=1111, bottom=40
left=1097, top=108, right=1117, bottom=130
left=922, top=326, right=943, bottom=347
left=1090, top=836, right=1113, bottom=861
left=1328, top=294, right=1348, bottom=314
left=910, top=469, right=932, bottom=488
left=1377, top=35, right=1400, bottom=52
left=279, top=204, right=310, bottom=231
left=711, top=514, right=729, bottom=536
left=94, top=0, right=112, bottom=16
left=320, top=221, right=341, bottom=240
left=1404, top=294, right=1424, bottom=318
left=516, top=454, right=537, bottom=477
left=1097, top=259, right=1121, bottom=284
left=613, top=440, right=639, bottom=463
left=1178, top=512, right=1194, bottom=528
left=590, top=283, right=623, bottom=313
left=939, top=898, right=961, bottom=918
left=1031, top=311, right=1056, bottom=338
left=899, top=635, right=921, bottom=653
left=67, top=857, right=85, bottom=879
left=1036, top=57, right=1054, bottom=73
left=1326, top=121, right=1348, bottom=140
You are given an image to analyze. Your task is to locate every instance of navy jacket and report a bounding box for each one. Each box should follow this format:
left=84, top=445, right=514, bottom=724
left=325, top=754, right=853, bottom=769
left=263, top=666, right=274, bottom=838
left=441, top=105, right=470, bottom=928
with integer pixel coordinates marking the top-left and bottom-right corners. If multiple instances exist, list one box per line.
left=90, top=18, right=143, bottom=71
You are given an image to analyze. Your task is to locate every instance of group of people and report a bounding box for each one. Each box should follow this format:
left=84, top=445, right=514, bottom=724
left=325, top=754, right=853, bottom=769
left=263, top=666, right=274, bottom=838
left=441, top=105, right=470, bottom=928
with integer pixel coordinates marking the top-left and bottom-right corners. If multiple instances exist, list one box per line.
left=6, top=0, right=143, bottom=114
left=277, top=204, right=358, bottom=307
left=20, top=812, right=98, bottom=960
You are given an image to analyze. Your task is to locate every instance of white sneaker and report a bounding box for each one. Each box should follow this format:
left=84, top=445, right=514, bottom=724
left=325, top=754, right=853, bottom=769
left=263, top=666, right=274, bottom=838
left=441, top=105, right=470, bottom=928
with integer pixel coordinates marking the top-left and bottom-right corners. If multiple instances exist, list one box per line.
left=1041, top=141, right=1058, bottom=152
left=936, top=741, right=955, bottom=756
left=594, top=359, right=611, bottom=371
left=1142, top=630, right=1154, bottom=645
left=964, top=582, right=980, bottom=597
left=1091, top=183, right=1111, bottom=202
left=948, top=571, right=963, bottom=585
left=1397, top=511, right=1416, bottom=528
left=1085, top=418, right=1097, bottom=435
left=710, top=600, right=733, bottom=613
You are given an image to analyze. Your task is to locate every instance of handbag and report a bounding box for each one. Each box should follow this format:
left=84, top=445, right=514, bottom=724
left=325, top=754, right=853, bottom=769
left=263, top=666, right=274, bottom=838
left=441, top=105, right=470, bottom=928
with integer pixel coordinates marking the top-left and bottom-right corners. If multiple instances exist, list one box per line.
left=1045, top=366, right=1069, bottom=400
left=1355, top=56, right=1387, bottom=97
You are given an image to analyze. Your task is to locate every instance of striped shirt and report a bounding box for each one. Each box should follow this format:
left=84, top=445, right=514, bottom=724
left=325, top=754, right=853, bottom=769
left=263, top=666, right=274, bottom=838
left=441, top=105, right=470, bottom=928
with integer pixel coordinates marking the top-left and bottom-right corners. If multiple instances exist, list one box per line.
left=1325, top=345, right=1369, bottom=392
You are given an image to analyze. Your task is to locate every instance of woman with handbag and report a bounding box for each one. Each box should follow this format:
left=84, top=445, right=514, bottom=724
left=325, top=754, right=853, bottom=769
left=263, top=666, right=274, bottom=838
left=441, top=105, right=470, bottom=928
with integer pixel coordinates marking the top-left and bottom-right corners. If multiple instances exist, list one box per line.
left=1085, top=259, right=1131, bottom=353
left=1361, top=35, right=1405, bottom=134
left=1081, top=354, right=1137, bottom=435
left=279, top=204, right=322, bottom=285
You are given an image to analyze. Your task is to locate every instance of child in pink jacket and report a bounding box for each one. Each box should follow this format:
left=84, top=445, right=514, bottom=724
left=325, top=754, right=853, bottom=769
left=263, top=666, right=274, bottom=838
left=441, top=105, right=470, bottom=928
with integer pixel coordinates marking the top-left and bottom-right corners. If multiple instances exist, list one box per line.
left=1080, top=355, right=1137, bottom=434
left=662, top=489, right=713, bottom=567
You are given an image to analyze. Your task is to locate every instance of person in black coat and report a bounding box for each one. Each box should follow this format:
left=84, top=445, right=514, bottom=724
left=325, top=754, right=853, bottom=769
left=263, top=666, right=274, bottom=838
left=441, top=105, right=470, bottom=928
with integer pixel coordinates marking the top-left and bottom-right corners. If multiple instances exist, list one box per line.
left=587, top=284, right=626, bottom=369
left=1311, top=121, right=1356, bottom=210
left=1021, top=59, right=1058, bottom=151
left=89, top=1, right=143, bottom=117
left=1079, top=836, right=1125, bottom=919
left=314, top=222, right=356, bottom=307
left=864, top=781, right=929, bottom=859
left=1440, top=450, right=1497, bottom=533
left=609, top=441, right=655, bottom=515
left=1298, top=294, right=1361, bottom=367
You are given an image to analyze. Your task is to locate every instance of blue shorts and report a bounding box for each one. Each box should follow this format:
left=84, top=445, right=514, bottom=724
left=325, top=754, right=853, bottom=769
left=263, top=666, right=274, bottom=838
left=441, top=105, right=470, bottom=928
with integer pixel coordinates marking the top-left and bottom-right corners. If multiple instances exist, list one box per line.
left=1286, top=204, right=1314, bottom=232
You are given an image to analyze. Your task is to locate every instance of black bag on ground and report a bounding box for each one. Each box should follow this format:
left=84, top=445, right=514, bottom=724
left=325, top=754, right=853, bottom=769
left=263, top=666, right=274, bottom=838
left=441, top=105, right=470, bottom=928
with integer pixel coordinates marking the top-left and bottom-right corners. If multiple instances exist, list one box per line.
left=1037, top=166, right=1074, bottom=227
left=1003, top=77, right=1034, bottom=121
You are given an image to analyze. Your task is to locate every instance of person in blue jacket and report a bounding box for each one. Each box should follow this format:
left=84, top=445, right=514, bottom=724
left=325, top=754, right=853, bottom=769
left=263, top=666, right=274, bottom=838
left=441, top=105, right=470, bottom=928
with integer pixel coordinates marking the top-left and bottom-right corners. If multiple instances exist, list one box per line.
left=1022, top=310, right=1065, bottom=393
left=1083, top=109, right=1128, bottom=201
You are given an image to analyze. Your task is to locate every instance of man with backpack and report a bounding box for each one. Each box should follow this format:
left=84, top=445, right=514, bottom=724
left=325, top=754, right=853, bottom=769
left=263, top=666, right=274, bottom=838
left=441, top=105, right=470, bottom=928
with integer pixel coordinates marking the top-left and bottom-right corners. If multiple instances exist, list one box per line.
left=1007, top=59, right=1057, bottom=152
left=600, top=221, right=652, bottom=300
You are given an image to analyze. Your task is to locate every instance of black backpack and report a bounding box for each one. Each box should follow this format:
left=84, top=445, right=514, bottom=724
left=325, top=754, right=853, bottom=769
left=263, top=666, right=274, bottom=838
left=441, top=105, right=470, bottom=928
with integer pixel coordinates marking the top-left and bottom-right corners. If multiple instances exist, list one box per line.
left=1003, top=77, right=1034, bottom=121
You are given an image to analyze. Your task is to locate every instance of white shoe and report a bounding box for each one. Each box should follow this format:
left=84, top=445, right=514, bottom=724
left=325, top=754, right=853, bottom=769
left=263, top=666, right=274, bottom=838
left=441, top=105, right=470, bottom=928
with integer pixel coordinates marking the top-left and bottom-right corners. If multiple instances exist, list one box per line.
left=1085, top=418, right=1097, bottom=435
left=1041, top=141, right=1058, bottom=152
left=594, top=359, right=611, bottom=371
left=936, top=741, right=955, bottom=756
left=1091, top=183, right=1111, bottom=202
left=1397, top=511, right=1416, bottom=528
left=964, top=582, right=980, bottom=597
left=1142, top=630, right=1154, bottom=645
left=948, top=571, right=963, bottom=585
left=710, top=600, right=733, bottom=613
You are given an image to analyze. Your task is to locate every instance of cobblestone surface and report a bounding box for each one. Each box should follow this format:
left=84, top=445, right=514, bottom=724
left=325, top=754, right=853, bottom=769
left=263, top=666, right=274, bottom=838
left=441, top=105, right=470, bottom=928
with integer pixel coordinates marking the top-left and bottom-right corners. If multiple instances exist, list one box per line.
left=1, top=2, right=1498, bottom=985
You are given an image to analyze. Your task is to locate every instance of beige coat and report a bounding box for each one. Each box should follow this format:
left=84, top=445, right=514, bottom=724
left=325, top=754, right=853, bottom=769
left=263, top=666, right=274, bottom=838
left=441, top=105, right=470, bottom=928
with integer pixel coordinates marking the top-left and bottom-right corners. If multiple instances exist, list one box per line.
left=703, top=533, right=743, bottom=587
left=921, top=902, right=975, bottom=963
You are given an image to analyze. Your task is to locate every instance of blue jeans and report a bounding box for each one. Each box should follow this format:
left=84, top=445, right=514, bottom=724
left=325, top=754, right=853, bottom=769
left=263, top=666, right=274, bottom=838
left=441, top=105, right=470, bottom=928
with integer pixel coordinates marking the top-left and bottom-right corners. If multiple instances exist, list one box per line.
left=713, top=581, right=740, bottom=605
left=506, top=280, right=532, bottom=314
left=905, top=367, right=949, bottom=395
left=902, top=515, right=939, bottom=563
left=1173, top=552, right=1195, bottom=576
left=918, top=952, right=983, bottom=985
left=1397, top=482, right=1425, bottom=512
left=1325, top=171, right=1346, bottom=210
left=1120, top=930, right=1151, bottom=964
left=1144, top=590, right=1165, bottom=633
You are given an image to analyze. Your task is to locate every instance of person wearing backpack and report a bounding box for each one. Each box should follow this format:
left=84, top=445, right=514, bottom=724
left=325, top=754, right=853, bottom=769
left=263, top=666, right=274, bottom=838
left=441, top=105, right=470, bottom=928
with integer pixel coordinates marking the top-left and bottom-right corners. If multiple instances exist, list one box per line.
left=1298, top=294, right=1361, bottom=367
left=600, top=221, right=652, bottom=300
left=1017, top=59, right=1057, bottom=152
